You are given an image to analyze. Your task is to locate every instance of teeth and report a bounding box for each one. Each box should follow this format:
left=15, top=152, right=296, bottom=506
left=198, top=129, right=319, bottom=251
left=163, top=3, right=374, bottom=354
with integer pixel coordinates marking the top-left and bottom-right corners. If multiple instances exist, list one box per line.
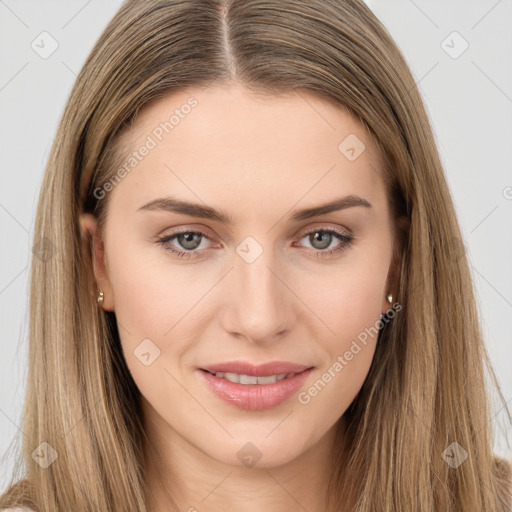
left=211, top=371, right=295, bottom=384
left=257, top=375, right=278, bottom=384
left=224, top=372, right=240, bottom=383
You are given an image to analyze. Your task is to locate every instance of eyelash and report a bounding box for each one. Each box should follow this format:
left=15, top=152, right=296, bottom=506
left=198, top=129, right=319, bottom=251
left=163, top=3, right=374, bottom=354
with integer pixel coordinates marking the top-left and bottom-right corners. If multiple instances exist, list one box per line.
left=156, top=227, right=354, bottom=260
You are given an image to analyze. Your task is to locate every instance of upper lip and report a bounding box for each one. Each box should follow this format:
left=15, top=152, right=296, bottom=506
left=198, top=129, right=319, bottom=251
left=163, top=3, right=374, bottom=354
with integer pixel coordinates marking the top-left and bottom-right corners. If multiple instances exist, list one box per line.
left=200, top=361, right=313, bottom=377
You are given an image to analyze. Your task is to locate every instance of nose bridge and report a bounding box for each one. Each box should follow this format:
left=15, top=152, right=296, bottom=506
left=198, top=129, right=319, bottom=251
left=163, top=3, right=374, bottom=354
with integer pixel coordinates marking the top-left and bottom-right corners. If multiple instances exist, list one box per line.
left=223, top=237, right=292, bottom=342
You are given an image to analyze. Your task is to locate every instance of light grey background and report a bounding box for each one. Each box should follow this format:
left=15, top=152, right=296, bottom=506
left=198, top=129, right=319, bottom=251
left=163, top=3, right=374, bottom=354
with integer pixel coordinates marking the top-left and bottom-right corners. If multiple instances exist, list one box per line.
left=1, top=0, right=511, bottom=490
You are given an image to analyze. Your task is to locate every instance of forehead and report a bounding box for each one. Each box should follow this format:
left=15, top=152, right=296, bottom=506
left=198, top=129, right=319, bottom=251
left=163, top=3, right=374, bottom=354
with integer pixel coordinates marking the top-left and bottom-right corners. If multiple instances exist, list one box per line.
left=109, top=83, right=387, bottom=217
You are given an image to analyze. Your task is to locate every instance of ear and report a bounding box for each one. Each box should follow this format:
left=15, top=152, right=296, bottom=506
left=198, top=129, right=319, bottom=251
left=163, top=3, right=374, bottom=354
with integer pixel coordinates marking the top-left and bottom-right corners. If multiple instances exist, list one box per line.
left=79, top=213, right=115, bottom=311
left=383, top=215, right=409, bottom=313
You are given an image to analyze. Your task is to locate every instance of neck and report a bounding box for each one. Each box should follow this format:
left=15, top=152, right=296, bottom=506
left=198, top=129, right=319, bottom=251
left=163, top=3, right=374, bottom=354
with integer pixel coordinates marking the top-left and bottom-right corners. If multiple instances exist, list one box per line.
left=143, top=404, right=347, bottom=512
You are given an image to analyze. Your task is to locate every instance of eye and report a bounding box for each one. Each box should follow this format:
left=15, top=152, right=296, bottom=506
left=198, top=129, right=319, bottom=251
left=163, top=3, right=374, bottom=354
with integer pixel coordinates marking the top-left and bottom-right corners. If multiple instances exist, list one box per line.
left=295, top=227, right=354, bottom=257
left=156, top=229, right=214, bottom=259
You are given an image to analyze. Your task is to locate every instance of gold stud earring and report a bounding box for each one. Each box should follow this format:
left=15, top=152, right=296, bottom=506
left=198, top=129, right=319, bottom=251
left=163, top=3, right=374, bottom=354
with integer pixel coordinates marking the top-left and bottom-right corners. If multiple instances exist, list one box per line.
left=387, top=293, right=393, bottom=304
left=97, top=289, right=104, bottom=304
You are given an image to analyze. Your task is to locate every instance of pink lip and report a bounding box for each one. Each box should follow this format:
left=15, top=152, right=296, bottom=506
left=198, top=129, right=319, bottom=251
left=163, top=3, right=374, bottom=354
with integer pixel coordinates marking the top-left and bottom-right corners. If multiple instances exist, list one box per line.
left=196, top=361, right=314, bottom=411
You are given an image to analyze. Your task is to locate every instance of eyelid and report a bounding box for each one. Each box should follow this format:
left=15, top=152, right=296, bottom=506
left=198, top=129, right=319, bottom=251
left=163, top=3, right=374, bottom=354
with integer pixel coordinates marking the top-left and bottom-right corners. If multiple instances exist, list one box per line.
left=157, top=224, right=215, bottom=238
left=294, top=222, right=352, bottom=240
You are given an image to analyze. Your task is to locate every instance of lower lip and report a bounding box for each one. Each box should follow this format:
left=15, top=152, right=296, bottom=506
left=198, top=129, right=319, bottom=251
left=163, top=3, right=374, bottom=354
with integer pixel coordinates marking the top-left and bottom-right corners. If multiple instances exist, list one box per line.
left=197, top=368, right=313, bottom=410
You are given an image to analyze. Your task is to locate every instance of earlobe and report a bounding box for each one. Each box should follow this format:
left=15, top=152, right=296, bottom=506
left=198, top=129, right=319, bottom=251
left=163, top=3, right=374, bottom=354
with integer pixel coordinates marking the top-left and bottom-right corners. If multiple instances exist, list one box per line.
left=79, top=213, right=115, bottom=311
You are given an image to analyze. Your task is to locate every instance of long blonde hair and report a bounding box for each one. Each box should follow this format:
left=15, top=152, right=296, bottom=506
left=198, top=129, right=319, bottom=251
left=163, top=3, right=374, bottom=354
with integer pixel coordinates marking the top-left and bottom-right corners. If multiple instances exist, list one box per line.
left=2, top=0, right=511, bottom=510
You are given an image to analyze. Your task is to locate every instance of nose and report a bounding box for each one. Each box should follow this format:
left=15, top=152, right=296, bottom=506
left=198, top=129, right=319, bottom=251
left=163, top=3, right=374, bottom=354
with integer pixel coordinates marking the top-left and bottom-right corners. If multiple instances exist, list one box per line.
left=220, top=243, right=295, bottom=344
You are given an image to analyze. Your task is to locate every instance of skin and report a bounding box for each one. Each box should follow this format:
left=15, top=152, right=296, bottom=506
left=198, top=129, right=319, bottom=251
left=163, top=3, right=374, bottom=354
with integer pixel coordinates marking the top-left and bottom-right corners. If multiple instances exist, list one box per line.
left=81, top=82, right=401, bottom=512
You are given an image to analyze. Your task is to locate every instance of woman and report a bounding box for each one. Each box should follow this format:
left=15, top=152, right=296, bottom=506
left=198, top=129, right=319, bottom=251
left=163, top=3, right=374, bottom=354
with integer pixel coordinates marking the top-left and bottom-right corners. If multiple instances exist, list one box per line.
left=1, top=0, right=511, bottom=510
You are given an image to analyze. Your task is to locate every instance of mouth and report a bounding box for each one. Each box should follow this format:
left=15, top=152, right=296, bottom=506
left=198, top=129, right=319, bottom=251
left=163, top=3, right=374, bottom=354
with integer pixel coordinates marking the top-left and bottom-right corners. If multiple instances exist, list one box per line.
left=199, top=360, right=312, bottom=377
left=200, top=369, right=302, bottom=385
left=196, top=361, right=314, bottom=410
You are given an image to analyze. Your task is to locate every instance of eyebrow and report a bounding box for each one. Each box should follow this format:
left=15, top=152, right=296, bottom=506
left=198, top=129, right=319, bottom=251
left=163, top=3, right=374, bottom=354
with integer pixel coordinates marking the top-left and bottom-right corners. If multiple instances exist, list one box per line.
left=138, top=194, right=372, bottom=224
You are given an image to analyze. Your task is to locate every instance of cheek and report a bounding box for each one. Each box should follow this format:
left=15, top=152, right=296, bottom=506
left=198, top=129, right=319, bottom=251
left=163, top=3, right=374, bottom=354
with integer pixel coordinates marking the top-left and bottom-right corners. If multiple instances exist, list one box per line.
left=297, top=340, right=376, bottom=437
left=105, top=240, right=206, bottom=411
left=105, top=236, right=215, bottom=389
left=297, top=278, right=382, bottom=425
left=107, top=235, right=207, bottom=334
left=296, top=248, right=389, bottom=344
left=292, top=246, right=389, bottom=413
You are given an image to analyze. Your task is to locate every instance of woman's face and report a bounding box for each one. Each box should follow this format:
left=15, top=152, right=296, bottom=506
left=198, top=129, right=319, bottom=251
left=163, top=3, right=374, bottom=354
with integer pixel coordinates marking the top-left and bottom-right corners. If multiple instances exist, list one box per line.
left=91, top=83, right=397, bottom=468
